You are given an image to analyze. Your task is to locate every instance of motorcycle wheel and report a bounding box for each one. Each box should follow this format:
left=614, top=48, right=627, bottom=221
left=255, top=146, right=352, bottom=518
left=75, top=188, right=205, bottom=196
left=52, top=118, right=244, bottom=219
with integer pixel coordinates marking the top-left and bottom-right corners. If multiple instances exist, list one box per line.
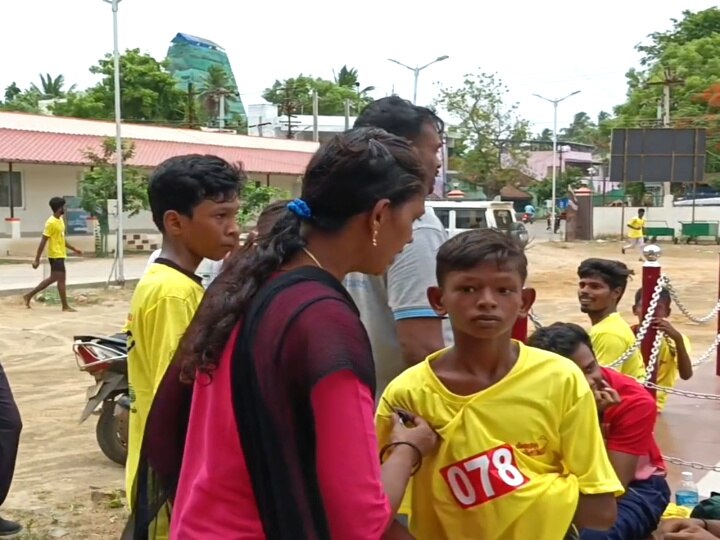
left=96, top=400, right=128, bottom=466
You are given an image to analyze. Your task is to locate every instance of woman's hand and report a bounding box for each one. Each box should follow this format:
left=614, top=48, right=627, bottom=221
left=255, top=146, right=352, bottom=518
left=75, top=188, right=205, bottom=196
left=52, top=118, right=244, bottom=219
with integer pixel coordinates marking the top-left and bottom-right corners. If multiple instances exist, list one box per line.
left=390, top=412, right=438, bottom=457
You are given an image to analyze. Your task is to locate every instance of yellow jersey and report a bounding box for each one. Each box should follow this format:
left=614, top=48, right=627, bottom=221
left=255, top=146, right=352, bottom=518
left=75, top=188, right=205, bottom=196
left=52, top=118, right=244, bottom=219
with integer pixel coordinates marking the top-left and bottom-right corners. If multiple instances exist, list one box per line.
left=43, top=216, right=66, bottom=259
left=655, top=334, right=691, bottom=412
left=125, top=260, right=204, bottom=523
left=627, top=217, right=645, bottom=239
left=590, top=313, right=646, bottom=379
left=376, top=343, right=623, bottom=540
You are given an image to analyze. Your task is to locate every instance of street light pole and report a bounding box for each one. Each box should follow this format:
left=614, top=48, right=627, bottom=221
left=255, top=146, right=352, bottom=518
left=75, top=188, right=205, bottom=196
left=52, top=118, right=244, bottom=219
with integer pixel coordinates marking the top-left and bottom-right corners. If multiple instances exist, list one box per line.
left=388, top=55, right=449, bottom=104
left=532, top=90, right=581, bottom=238
left=103, top=0, right=124, bottom=284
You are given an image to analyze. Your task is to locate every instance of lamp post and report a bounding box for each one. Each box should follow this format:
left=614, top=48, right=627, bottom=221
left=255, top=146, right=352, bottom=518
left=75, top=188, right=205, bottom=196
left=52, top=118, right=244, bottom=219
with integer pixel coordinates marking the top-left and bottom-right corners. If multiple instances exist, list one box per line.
left=102, top=0, right=124, bottom=283
left=532, top=90, right=581, bottom=238
left=388, top=55, right=449, bottom=104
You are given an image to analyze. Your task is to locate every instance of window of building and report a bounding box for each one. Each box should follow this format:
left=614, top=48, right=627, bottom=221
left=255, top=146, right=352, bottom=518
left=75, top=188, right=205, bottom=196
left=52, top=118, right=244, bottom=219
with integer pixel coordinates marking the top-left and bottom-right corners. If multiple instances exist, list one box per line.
left=0, top=171, right=23, bottom=208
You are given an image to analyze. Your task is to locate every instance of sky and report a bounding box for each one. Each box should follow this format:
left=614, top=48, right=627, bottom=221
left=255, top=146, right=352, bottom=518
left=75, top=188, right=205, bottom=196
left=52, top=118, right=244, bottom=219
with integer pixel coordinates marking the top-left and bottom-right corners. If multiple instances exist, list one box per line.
left=1, top=0, right=716, bottom=133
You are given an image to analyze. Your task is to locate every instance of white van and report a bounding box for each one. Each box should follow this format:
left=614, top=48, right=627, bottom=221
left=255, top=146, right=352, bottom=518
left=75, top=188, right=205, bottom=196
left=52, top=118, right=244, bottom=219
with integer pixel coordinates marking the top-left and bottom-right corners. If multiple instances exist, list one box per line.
left=426, top=200, right=529, bottom=247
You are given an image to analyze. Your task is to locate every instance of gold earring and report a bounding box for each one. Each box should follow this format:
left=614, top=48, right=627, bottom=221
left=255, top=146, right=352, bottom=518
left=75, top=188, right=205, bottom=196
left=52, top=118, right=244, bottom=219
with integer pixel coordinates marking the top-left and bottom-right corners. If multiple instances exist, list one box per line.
left=372, top=227, right=378, bottom=247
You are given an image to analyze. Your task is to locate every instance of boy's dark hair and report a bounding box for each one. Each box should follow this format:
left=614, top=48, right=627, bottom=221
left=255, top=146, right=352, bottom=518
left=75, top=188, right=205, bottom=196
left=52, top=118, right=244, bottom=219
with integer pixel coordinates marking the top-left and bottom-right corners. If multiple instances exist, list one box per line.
left=633, top=286, right=670, bottom=307
left=354, top=96, right=444, bottom=141
left=436, top=229, right=528, bottom=286
left=528, top=322, right=593, bottom=359
left=148, top=154, right=247, bottom=232
left=49, top=197, right=66, bottom=212
left=177, top=127, right=427, bottom=380
left=577, top=258, right=634, bottom=297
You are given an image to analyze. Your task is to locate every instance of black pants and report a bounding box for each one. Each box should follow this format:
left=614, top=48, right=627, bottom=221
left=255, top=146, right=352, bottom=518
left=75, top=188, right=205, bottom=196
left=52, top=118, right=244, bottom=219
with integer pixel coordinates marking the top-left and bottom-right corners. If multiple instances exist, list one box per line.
left=0, top=362, right=22, bottom=507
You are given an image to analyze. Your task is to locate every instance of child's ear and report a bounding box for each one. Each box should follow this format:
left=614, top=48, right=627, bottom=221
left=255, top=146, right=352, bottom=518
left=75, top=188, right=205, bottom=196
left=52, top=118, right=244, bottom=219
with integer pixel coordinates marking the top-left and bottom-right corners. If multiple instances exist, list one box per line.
left=519, top=287, right=536, bottom=318
left=427, top=286, right=447, bottom=316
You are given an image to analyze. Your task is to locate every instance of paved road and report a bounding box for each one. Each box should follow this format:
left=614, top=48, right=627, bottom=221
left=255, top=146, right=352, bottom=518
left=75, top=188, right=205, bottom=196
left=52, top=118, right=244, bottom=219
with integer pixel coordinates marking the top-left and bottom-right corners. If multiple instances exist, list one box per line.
left=0, top=256, right=148, bottom=293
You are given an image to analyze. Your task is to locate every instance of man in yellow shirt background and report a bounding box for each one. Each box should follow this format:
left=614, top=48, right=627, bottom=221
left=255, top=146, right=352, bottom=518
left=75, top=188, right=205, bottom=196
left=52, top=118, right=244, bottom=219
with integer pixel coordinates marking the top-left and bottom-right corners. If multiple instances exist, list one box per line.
left=631, top=287, right=693, bottom=412
left=578, top=258, right=646, bottom=379
left=622, top=208, right=646, bottom=261
left=377, top=230, right=622, bottom=540
left=23, top=196, right=82, bottom=311
left=124, top=154, right=245, bottom=538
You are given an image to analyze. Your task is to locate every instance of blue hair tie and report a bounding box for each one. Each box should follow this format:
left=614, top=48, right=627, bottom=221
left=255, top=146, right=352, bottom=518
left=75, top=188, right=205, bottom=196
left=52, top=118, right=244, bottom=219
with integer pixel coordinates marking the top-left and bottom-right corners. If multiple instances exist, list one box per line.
left=287, top=198, right=312, bottom=220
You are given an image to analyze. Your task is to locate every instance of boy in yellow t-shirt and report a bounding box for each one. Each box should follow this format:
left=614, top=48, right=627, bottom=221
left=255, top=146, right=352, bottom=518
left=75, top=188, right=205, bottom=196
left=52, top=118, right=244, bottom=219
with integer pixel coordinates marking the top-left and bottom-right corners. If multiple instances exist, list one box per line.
left=377, top=230, right=623, bottom=540
left=23, top=197, right=83, bottom=311
left=578, top=258, right=646, bottom=379
left=124, top=155, right=245, bottom=538
left=631, top=287, right=693, bottom=412
left=622, top=208, right=646, bottom=261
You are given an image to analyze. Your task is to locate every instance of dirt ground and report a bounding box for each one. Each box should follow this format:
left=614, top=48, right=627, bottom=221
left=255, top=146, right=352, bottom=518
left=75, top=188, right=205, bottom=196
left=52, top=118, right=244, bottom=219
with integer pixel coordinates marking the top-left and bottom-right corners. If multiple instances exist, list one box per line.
left=1, top=240, right=719, bottom=539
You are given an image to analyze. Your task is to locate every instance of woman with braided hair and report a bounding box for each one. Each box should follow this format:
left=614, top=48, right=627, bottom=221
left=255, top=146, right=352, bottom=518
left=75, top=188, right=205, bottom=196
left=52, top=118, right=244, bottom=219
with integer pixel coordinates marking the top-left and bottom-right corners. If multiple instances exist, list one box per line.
left=129, top=127, right=438, bottom=540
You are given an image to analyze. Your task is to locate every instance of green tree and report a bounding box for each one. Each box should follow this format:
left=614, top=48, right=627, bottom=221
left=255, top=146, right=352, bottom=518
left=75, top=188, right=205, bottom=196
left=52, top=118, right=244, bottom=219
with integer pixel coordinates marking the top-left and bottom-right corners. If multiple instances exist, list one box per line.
left=436, top=71, right=530, bottom=197
left=263, top=74, right=373, bottom=116
left=79, top=138, right=148, bottom=255
left=531, top=168, right=585, bottom=205
left=236, top=183, right=289, bottom=226
left=30, top=73, right=75, bottom=99
left=53, top=49, right=186, bottom=123
left=1, top=82, right=41, bottom=113
left=615, top=9, right=720, bottom=173
left=636, top=8, right=720, bottom=66
left=3, top=82, right=22, bottom=103
left=199, top=65, right=239, bottom=128
left=537, top=128, right=553, bottom=141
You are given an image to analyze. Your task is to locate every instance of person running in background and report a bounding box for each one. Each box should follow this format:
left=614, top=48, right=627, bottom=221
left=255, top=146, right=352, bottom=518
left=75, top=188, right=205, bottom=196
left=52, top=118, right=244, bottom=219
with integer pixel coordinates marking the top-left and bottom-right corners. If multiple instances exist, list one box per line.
left=377, top=230, right=622, bottom=540
left=24, top=197, right=83, bottom=311
left=577, top=258, right=646, bottom=379
left=130, top=128, right=438, bottom=540
left=124, top=154, right=245, bottom=538
left=0, top=361, right=22, bottom=537
left=344, top=96, right=452, bottom=395
left=632, top=287, right=693, bottom=412
left=529, top=322, right=670, bottom=540
left=622, top=208, right=646, bottom=261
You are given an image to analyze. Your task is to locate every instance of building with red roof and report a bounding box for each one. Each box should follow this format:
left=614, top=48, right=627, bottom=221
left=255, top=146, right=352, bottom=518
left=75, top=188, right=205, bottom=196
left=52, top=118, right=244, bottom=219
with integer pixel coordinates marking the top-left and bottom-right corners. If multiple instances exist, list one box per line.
left=0, top=112, right=318, bottom=236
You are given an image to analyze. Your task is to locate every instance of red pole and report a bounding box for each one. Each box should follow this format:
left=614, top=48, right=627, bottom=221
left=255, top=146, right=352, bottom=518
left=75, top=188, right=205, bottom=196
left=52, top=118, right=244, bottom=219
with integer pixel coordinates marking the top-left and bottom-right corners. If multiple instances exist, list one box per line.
left=512, top=316, right=528, bottom=343
left=716, top=253, right=720, bottom=376
left=641, top=247, right=662, bottom=397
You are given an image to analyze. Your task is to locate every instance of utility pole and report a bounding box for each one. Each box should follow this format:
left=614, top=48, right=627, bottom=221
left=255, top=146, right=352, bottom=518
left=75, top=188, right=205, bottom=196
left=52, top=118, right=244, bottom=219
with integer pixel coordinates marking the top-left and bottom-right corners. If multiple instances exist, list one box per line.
left=186, top=82, right=197, bottom=128
left=647, top=68, right=684, bottom=127
left=312, top=89, right=319, bottom=142
left=344, top=100, right=351, bottom=131
left=282, top=84, right=296, bottom=139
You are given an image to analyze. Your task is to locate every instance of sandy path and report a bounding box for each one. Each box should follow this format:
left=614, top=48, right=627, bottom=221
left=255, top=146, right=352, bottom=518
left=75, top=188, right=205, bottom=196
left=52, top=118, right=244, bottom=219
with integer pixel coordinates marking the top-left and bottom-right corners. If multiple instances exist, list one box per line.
left=0, top=240, right=718, bottom=538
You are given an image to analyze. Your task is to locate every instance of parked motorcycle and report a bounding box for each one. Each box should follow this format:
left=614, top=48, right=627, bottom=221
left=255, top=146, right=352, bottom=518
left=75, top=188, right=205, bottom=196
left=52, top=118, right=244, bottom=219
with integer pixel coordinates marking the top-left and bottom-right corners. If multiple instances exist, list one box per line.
left=521, top=213, right=534, bottom=224
left=73, top=334, right=129, bottom=465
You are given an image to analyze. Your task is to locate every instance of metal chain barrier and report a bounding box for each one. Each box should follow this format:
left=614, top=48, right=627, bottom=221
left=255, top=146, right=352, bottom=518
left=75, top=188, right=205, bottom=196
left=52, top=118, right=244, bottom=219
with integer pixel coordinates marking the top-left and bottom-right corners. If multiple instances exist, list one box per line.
left=663, top=455, right=720, bottom=473
left=608, top=275, right=666, bottom=369
left=664, top=277, right=720, bottom=324
left=637, top=329, right=664, bottom=383
left=690, top=333, right=720, bottom=367
left=528, top=310, right=543, bottom=330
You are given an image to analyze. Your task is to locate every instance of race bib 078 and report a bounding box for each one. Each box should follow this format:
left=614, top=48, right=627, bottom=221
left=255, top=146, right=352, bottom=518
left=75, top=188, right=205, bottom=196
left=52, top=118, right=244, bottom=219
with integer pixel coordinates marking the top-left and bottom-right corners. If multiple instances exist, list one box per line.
left=440, top=444, right=528, bottom=509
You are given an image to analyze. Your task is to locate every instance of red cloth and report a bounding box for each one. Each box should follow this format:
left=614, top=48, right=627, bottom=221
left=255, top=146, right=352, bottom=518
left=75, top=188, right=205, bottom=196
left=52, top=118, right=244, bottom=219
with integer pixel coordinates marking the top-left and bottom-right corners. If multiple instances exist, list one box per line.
left=170, top=327, right=392, bottom=540
left=600, top=367, right=665, bottom=480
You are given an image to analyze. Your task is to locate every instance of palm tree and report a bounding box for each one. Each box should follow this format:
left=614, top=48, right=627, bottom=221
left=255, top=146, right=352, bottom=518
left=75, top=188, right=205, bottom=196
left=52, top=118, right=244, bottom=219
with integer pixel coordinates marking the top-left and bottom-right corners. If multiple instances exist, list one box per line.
left=333, top=65, right=375, bottom=95
left=199, top=65, right=238, bottom=129
left=3, top=82, right=21, bottom=103
left=30, top=74, right=75, bottom=99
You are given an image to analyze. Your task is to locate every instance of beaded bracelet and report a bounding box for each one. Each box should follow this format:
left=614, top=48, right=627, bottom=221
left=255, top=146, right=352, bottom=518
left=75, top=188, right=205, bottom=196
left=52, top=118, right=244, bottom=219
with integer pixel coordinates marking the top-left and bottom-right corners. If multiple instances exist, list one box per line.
left=380, top=441, right=423, bottom=475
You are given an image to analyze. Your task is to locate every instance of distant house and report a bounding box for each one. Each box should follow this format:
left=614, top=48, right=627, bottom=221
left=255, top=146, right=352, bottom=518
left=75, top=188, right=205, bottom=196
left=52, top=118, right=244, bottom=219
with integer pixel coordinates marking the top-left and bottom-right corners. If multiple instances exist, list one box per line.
left=0, top=112, right=317, bottom=237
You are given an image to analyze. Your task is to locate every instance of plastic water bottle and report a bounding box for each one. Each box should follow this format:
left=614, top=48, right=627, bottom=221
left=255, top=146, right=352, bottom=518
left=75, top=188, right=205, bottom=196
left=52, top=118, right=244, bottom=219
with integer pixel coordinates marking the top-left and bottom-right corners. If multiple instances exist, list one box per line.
left=675, top=471, right=700, bottom=509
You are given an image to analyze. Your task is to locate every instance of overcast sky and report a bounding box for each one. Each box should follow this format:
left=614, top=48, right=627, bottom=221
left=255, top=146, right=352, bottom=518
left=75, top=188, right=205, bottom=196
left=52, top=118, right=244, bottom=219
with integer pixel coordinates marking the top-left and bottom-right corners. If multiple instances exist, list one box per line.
left=1, top=0, right=715, bottom=132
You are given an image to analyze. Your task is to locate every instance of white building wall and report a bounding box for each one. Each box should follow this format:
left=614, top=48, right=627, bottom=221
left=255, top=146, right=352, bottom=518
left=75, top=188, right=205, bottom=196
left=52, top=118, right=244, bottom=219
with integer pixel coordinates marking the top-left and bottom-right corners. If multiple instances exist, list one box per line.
left=593, top=205, right=720, bottom=238
left=1, top=164, right=302, bottom=235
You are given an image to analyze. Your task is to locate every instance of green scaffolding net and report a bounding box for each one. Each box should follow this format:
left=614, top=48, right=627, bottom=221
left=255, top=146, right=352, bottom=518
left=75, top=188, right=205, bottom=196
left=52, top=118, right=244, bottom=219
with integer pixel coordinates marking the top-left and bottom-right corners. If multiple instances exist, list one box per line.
left=166, top=33, right=246, bottom=120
